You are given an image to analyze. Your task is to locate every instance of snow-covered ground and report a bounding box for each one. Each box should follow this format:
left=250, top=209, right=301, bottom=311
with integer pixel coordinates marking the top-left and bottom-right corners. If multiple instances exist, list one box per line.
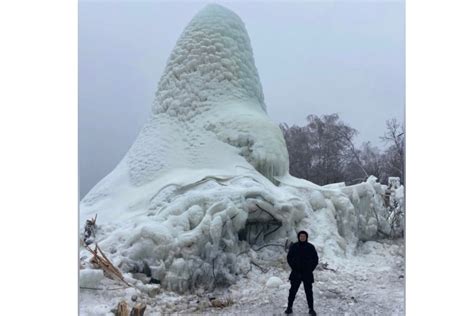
left=79, top=238, right=404, bottom=315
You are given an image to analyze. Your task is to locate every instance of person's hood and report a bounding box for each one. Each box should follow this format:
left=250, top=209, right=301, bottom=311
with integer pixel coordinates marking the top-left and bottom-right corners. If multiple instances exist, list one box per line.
left=297, top=230, right=309, bottom=243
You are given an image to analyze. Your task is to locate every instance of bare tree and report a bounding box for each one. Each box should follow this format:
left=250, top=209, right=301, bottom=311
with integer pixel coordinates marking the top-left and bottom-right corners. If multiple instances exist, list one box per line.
left=344, top=142, right=382, bottom=185
left=380, top=118, right=405, bottom=184
left=359, top=142, right=383, bottom=179
left=281, top=114, right=361, bottom=185
left=281, top=115, right=405, bottom=187
left=279, top=123, right=313, bottom=180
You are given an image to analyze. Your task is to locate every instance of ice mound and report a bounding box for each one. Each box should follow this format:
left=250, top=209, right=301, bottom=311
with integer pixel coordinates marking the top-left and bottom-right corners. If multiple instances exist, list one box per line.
left=153, top=3, right=265, bottom=115
left=80, top=4, right=401, bottom=294
left=121, top=2, right=288, bottom=187
left=266, top=276, right=283, bottom=288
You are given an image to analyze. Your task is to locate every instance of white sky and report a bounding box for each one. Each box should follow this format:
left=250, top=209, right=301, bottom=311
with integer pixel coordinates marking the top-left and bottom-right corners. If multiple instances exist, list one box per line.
left=79, top=1, right=405, bottom=197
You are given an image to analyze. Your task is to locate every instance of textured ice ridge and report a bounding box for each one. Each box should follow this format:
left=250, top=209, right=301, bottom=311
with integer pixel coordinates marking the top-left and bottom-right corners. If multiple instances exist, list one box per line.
left=153, top=3, right=265, bottom=115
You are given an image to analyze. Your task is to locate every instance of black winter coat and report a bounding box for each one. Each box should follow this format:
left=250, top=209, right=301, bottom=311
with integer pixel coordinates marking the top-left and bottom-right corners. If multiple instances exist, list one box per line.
left=287, top=241, right=319, bottom=283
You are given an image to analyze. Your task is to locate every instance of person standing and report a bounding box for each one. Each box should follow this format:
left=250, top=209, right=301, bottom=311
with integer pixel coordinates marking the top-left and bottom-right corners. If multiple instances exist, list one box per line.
left=285, top=230, right=319, bottom=315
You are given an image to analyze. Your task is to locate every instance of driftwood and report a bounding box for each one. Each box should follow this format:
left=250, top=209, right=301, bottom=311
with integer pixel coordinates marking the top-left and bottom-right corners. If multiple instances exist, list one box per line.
left=318, top=262, right=337, bottom=273
left=250, top=260, right=269, bottom=273
left=79, top=286, right=128, bottom=291
left=83, top=242, right=131, bottom=287
left=255, top=204, right=282, bottom=239
left=253, top=243, right=285, bottom=252
left=237, top=242, right=285, bottom=256
left=130, top=303, right=147, bottom=316
left=116, top=300, right=129, bottom=316
left=209, top=296, right=234, bottom=308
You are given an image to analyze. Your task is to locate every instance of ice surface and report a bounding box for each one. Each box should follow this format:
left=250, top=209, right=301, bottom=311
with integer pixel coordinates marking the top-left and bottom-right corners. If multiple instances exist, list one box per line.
left=80, top=239, right=405, bottom=315
left=153, top=4, right=265, bottom=114
left=79, top=269, right=104, bottom=288
left=80, top=4, right=404, bottom=297
left=265, top=276, right=283, bottom=288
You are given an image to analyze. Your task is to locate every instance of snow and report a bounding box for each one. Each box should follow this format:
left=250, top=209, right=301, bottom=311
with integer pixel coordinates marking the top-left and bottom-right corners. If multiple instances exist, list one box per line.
left=79, top=4, right=405, bottom=315
left=265, top=276, right=283, bottom=288
left=388, top=177, right=401, bottom=188
left=79, top=239, right=404, bottom=315
left=79, top=269, right=104, bottom=288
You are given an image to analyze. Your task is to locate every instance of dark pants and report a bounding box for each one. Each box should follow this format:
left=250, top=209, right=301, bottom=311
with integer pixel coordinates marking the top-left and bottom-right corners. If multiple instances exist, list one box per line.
left=287, top=279, right=314, bottom=310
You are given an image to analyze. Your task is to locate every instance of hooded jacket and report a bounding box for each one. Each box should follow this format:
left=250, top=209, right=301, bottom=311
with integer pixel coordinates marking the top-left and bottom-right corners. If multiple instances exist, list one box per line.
left=287, top=230, right=319, bottom=283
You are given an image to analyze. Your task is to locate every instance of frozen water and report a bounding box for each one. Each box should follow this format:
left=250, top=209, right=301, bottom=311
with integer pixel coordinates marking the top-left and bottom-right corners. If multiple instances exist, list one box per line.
left=80, top=4, right=404, bottom=300
left=265, top=276, right=283, bottom=288
left=79, top=269, right=104, bottom=288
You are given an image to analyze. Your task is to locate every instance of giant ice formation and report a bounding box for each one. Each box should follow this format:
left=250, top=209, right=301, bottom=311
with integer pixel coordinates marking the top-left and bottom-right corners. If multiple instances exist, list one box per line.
left=80, top=4, right=403, bottom=293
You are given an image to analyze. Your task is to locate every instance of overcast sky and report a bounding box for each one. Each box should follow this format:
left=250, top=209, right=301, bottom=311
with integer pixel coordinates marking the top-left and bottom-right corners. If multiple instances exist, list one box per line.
left=79, top=1, right=405, bottom=198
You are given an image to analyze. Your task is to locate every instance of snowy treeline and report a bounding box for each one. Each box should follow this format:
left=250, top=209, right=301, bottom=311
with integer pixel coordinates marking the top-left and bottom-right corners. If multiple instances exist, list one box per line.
left=280, top=114, right=405, bottom=186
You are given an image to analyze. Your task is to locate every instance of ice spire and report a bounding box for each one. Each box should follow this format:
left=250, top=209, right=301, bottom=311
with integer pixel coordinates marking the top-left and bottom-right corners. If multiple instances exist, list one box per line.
left=153, top=4, right=266, bottom=117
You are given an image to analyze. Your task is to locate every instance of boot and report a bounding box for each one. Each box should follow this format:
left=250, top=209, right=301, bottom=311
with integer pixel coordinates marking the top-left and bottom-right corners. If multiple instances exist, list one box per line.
left=308, top=309, right=316, bottom=316
left=284, top=307, right=293, bottom=314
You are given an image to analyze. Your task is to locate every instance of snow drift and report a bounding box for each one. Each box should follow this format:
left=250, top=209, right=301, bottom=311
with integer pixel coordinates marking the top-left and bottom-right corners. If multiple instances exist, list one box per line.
left=80, top=4, right=403, bottom=294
